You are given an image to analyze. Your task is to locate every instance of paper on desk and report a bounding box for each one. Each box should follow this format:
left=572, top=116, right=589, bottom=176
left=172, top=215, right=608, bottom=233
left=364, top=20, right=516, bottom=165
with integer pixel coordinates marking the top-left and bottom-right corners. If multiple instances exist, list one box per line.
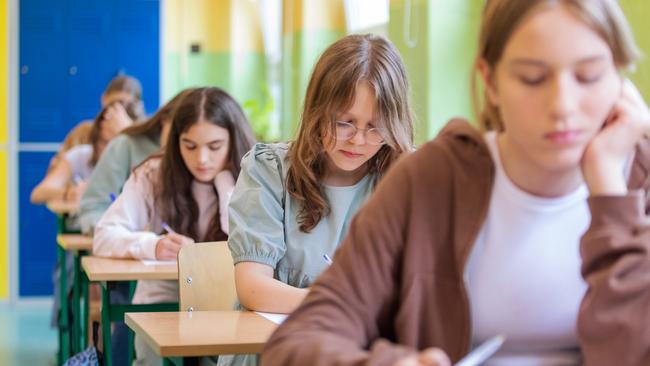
left=141, top=259, right=177, bottom=266
left=255, top=311, right=288, bottom=325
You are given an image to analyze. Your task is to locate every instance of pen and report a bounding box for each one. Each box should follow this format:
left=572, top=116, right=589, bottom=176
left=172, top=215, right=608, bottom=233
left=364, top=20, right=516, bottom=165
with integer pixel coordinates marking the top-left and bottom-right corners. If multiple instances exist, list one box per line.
left=322, top=254, right=333, bottom=265
left=454, top=335, right=506, bottom=366
left=161, top=222, right=176, bottom=235
left=109, top=192, right=117, bottom=202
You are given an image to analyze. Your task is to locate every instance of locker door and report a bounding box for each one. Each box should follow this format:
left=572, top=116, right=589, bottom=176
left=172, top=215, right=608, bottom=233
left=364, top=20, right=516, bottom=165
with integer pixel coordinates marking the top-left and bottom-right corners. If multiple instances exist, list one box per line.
left=115, top=0, right=160, bottom=113
left=66, top=0, right=115, bottom=125
left=19, top=0, right=68, bottom=142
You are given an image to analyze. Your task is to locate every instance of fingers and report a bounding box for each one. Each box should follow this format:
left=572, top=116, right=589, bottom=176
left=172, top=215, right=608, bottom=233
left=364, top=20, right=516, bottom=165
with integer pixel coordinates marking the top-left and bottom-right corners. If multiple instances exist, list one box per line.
left=166, top=232, right=195, bottom=246
left=418, top=348, right=451, bottom=366
left=155, top=237, right=183, bottom=260
left=392, top=348, right=451, bottom=366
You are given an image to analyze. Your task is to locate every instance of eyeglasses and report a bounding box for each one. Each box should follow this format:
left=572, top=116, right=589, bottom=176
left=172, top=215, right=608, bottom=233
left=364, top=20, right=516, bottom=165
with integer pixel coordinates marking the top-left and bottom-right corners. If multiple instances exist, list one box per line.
left=334, top=121, right=386, bottom=146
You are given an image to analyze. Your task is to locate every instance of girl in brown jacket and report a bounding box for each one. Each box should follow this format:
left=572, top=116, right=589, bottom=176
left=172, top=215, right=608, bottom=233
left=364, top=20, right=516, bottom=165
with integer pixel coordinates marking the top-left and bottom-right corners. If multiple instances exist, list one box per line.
left=261, top=1, right=650, bottom=365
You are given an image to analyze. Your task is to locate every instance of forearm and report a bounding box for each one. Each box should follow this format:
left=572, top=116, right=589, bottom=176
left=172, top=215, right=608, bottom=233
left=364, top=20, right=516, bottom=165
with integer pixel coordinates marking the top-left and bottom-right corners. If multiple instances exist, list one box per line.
left=236, top=270, right=308, bottom=313
left=93, top=222, right=160, bottom=259
left=579, top=192, right=650, bottom=366
left=582, top=158, right=628, bottom=196
left=30, top=185, right=66, bottom=204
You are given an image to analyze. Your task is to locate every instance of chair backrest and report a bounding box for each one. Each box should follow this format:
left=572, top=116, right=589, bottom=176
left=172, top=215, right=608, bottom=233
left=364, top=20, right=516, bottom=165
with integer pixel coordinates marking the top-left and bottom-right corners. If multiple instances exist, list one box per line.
left=178, top=241, right=237, bottom=312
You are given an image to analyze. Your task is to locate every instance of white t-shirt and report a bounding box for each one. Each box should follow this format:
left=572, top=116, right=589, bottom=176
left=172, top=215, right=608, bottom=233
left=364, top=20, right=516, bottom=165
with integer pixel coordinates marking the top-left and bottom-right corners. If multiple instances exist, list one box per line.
left=467, top=132, right=589, bottom=366
left=63, top=144, right=93, bottom=180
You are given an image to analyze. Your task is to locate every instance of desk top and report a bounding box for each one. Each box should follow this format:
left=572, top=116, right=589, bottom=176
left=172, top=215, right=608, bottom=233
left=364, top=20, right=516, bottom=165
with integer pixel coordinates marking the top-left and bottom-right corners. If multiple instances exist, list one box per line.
left=46, top=199, right=79, bottom=215
left=81, top=256, right=177, bottom=282
left=57, top=234, right=93, bottom=251
left=125, top=311, right=278, bottom=357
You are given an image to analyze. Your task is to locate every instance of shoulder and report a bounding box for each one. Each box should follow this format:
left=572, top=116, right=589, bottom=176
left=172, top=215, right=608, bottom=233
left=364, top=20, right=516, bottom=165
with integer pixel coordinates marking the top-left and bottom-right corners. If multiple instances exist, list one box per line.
left=378, top=118, right=494, bottom=200
left=408, top=118, right=490, bottom=171
left=64, top=144, right=92, bottom=159
left=69, top=121, right=94, bottom=136
left=241, top=142, right=290, bottom=177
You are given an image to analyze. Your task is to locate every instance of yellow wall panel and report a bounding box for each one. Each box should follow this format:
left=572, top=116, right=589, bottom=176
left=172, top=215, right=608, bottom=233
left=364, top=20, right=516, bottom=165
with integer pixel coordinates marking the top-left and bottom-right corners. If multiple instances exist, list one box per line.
left=283, top=0, right=345, bottom=34
left=186, top=0, right=231, bottom=52
left=232, top=0, right=263, bottom=52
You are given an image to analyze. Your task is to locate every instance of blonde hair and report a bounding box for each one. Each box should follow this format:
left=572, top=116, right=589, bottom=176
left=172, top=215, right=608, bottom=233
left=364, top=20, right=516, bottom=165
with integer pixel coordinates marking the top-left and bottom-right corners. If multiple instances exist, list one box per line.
left=474, top=0, right=641, bottom=131
left=287, top=34, right=414, bottom=233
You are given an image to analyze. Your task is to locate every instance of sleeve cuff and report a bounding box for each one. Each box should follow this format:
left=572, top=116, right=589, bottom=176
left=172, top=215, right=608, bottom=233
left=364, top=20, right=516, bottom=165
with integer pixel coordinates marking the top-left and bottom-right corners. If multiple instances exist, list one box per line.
left=140, top=234, right=163, bottom=260
left=588, top=190, right=645, bottom=229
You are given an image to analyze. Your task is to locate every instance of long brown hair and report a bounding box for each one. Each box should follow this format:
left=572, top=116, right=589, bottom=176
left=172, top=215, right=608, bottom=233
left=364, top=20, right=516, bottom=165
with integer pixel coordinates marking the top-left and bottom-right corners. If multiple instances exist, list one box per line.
left=473, top=0, right=640, bottom=132
left=87, top=100, right=140, bottom=167
left=287, top=34, right=415, bottom=233
left=122, top=88, right=195, bottom=142
left=155, top=87, right=256, bottom=241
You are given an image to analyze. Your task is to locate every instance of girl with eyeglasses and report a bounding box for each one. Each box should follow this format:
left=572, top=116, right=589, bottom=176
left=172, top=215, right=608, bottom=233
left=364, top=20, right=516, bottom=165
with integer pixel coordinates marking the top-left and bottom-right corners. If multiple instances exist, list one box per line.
left=218, top=34, right=415, bottom=366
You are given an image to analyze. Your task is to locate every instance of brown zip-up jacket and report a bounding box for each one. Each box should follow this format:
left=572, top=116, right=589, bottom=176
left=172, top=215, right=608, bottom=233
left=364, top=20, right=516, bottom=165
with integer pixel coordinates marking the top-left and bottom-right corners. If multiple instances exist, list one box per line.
left=260, top=119, right=650, bottom=366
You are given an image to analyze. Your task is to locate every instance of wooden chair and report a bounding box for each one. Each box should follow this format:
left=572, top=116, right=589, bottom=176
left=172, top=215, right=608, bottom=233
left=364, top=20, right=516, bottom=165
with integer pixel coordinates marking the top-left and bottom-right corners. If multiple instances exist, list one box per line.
left=177, top=241, right=237, bottom=312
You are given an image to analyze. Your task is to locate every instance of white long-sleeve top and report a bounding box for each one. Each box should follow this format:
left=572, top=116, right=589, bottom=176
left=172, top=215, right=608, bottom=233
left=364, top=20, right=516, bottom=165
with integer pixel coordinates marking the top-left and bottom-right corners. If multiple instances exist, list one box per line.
left=93, top=158, right=232, bottom=304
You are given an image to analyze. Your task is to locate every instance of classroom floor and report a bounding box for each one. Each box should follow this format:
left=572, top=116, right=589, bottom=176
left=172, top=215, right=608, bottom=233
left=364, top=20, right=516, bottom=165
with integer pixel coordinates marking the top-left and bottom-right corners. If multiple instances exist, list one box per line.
left=0, top=302, right=58, bottom=366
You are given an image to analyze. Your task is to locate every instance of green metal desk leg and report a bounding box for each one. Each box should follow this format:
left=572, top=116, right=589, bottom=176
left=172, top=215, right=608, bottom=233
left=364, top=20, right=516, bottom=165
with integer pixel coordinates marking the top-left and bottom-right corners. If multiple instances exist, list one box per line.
left=101, top=282, right=113, bottom=366
left=163, top=357, right=184, bottom=366
left=58, top=245, right=70, bottom=364
left=72, top=252, right=81, bottom=353
left=82, top=268, right=89, bottom=349
left=128, top=280, right=137, bottom=364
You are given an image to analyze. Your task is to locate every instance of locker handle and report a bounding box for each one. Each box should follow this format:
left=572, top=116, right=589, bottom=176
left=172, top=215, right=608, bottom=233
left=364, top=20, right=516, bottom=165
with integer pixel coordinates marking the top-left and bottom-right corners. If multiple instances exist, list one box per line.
left=21, top=65, right=28, bottom=75
left=69, top=66, right=78, bottom=76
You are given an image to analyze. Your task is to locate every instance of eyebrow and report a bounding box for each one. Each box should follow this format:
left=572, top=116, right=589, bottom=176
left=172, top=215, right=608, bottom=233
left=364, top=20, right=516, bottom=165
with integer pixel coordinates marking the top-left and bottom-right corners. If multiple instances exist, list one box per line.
left=509, top=55, right=609, bottom=68
left=181, top=137, right=226, bottom=145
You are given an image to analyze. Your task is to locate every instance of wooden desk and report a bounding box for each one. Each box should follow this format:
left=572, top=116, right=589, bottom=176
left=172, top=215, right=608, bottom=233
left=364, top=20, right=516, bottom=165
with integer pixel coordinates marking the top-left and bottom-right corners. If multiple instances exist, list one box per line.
left=82, top=256, right=177, bottom=282
left=125, top=311, right=278, bottom=358
left=58, top=234, right=93, bottom=251
left=82, top=256, right=179, bottom=366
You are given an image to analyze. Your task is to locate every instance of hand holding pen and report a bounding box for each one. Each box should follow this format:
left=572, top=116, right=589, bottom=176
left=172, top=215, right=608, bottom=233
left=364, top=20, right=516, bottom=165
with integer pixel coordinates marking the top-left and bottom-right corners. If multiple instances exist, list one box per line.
left=154, top=222, right=195, bottom=260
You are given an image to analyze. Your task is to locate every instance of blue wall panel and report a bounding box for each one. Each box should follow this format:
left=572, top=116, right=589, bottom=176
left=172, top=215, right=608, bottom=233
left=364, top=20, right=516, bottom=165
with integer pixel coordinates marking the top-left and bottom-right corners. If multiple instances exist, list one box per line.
left=19, top=0, right=160, bottom=297
left=18, top=152, right=57, bottom=297
left=19, top=2, right=68, bottom=142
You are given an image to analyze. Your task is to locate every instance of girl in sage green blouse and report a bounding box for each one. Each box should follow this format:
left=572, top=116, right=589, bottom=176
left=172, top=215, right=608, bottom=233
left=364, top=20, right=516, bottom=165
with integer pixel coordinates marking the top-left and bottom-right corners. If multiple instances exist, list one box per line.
left=228, top=34, right=416, bottom=319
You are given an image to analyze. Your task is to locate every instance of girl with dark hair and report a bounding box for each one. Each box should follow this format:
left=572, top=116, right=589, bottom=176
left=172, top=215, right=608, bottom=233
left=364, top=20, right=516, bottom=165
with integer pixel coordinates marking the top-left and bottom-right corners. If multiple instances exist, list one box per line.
left=93, top=87, right=255, bottom=366
left=78, top=88, right=192, bottom=234
left=30, top=100, right=139, bottom=204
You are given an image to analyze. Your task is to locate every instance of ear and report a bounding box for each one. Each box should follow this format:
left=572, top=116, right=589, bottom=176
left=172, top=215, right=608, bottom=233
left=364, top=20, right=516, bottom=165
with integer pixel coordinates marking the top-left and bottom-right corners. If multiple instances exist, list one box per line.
left=477, top=58, right=500, bottom=107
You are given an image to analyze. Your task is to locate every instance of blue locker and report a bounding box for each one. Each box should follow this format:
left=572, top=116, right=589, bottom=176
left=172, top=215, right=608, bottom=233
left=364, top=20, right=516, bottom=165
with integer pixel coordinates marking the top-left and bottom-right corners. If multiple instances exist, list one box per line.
left=19, top=0, right=160, bottom=297
left=115, top=0, right=160, bottom=114
left=18, top=152, right=58, bottom=296
left=66, top=0, right=114, bottom=125
left=19, top=1, right=68, bottom=142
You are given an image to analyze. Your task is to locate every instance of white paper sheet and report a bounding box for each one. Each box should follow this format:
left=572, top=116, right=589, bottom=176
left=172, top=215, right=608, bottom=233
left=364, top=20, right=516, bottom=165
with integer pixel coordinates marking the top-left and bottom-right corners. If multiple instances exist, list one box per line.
left=141, top=259, right=177, bottom=266
left=254, top=311, right=288, bottom=325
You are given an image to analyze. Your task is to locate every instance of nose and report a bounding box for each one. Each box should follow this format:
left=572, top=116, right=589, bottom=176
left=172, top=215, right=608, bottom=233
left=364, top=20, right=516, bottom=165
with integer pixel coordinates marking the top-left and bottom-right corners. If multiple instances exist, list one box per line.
left=549, top=73, right=578, bottom=124
left=197, top=147, right=210, bottom=165
left=349, top=127, right=367, bottom=145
